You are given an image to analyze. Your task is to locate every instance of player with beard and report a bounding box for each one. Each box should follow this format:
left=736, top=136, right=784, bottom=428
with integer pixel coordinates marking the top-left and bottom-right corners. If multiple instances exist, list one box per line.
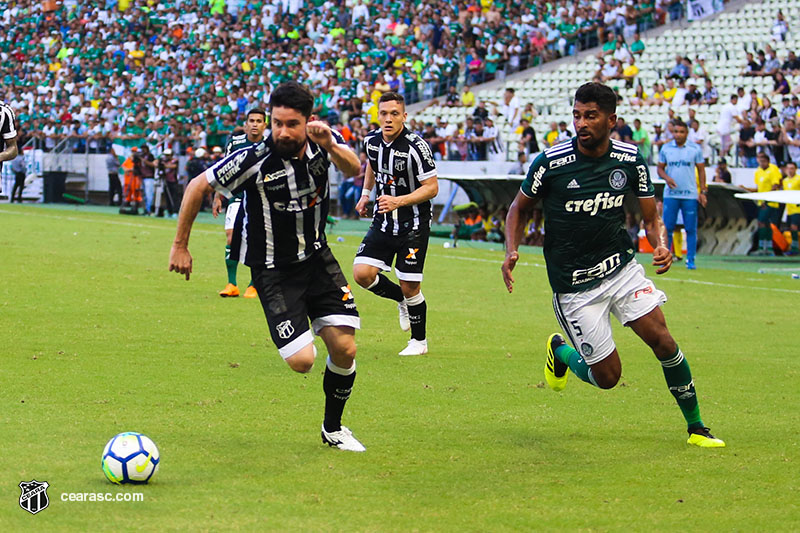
left=169, top=82, right=367, bottom=451
left=213, top=108, right=267, bottom=298
left=501, top=82, right=724, bottom=447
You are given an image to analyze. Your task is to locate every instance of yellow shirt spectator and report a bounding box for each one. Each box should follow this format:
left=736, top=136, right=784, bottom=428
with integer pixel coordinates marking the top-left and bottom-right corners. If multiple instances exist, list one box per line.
left=623, top=64, right=639, bottom=78
left=783, top=175, right=800, bottom=215
left=461, top=89, right=475, bottom=107
left=755, top=163, right=782, bottom=208
left=663, top=87, right=677, bottom=102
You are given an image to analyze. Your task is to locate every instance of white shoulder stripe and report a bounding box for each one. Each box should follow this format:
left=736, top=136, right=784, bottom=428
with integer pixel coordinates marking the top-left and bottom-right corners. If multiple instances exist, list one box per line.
left=545, top=143, right=573, bottom=156
left=611, top=140, right=638, bottom=153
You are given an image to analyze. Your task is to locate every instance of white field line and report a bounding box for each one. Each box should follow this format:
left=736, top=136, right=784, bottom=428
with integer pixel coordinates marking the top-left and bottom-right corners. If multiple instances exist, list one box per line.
left=3, top=209, right=799, bottom=295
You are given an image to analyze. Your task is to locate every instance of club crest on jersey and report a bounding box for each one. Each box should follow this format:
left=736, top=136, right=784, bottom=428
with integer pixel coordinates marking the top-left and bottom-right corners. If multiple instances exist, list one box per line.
left=308, top=156, right=327, bottom=176
left=609, top=169, right=627, bottom=190
left=276, top=320, right=295, bottom=340
left=395, top=158, right=406, bottom=172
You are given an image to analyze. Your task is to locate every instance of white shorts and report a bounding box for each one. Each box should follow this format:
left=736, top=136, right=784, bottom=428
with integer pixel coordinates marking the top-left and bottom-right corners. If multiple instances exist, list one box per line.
left=552, top=259, right=667, bottom=365
left=224, top=200, right=241, bottom=230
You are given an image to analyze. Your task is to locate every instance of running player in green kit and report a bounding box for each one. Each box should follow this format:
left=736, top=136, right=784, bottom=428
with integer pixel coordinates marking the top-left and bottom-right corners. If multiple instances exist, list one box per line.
left=502, top=83, right=724, bottom=447
left=213, top=108, right=267, bottom=298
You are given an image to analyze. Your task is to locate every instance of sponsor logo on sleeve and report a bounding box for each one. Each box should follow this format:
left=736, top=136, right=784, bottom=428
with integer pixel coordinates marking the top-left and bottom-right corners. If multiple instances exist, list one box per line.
left=528, top=165, right=546, bottom=195
left=636, top=164, right=649, bottom=193
left=213, top=150, right=249, bottom=184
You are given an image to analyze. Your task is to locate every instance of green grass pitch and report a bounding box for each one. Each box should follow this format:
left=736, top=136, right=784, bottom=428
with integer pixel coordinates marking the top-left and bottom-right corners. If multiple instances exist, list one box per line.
left=1, top=203, right=798, bottom=531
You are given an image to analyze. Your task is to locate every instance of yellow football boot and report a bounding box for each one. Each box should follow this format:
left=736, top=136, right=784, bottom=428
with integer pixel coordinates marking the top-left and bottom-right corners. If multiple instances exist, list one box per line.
left=545, top=333, right=570, bottom=392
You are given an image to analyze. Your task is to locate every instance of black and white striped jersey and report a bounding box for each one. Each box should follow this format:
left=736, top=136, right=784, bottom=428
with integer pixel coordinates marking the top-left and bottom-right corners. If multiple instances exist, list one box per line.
left=224, top=132, right=260, bottom=202
left=0, top=102, right=17, bottom=170
left=364, top=126, right=437, bottom=235
left=207, top=130, right=347, bottom=269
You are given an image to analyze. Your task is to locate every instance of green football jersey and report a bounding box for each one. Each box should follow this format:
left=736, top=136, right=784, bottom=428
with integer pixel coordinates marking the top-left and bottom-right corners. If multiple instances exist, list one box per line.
left=520, top=138, right=654, bottom=294
left=224, top=133, right=260, bottom=201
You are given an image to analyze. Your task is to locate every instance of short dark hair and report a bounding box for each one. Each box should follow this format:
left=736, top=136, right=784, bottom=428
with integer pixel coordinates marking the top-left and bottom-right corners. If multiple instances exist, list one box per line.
left=247, top=107, right=266, bottom=120
left=505, top=88, right=515, bottom=94
left=379, top=92, right=405, bottom=106
left=672, top=119, right=687, bottom=130
left=574, top=82, right=616, bottom=114
left=269, top=82, right=314, bottom=118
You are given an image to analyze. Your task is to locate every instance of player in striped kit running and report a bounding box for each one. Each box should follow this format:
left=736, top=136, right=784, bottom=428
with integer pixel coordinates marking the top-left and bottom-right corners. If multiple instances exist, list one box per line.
left=353, top=92, right=439, bottom=356
left=170, top=83, right=367, bottom=452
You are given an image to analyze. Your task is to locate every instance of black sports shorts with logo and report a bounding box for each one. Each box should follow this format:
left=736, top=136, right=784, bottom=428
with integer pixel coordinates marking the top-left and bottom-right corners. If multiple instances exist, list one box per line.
left=354, top=223, right=430, bottom=282
left=250, top=246, right=360, bottom=359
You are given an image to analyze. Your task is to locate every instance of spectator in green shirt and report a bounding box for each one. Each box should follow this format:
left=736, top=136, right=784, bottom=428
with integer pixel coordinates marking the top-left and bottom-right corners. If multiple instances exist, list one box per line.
left=630, top=33, right=646, bottom=56
left=632, top=118, right=652, bottom=163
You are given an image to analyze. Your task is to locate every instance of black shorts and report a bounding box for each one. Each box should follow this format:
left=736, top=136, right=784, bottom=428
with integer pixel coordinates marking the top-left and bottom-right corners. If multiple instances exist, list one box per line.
left=251, top=246, right=360, bottom=359
left=354, top=224, right=430, bottom=282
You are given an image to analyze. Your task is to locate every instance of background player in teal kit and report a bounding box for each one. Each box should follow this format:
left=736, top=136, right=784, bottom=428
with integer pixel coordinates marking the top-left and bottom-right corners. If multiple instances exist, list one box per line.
left=213, top=108, right=267, bottom=298
left=502, top=83, right=724, bottom=447
left=657, top=119, right=707, bottom=270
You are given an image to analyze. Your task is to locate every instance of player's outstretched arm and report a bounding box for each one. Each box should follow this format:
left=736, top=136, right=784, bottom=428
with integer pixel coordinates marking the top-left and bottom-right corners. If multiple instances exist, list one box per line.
left=639, top=196, right=672, bottom=274
left=307, top=120, right=361, bottom=176
left=502, top=191, right=536, bottom=293
left=169, top=173, right=215, bottom=280
left=356, top=163, right=376, bottom=217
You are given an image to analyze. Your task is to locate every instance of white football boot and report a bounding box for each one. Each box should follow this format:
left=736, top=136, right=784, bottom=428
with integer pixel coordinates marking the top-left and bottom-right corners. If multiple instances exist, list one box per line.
left=399, top=338, right=428, bottom=356
left=321, top=425, right=366, bottom=452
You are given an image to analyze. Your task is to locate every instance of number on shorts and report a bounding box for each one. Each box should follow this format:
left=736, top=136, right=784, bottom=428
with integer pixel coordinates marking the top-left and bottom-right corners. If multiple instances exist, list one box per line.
left=570, top=320, right=583, bottom=336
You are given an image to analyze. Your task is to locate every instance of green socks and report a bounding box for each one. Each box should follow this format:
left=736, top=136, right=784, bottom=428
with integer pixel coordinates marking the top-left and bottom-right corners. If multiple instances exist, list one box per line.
left=660, top=347, right=703, bottom=430
left=225, top=245, right=238, bottom=285
left=554, top=343, right=598, bottom=387
left=555, top=342, right=704, bottom=430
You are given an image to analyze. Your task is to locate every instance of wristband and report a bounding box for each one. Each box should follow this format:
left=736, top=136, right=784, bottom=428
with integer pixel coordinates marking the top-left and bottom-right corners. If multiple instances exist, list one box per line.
left=361, top=187, right=373, bottom=197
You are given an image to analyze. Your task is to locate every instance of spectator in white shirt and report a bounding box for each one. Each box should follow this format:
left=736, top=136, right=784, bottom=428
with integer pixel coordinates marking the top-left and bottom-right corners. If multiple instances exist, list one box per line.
left=716, top=94, right=744, bottom=156
left=494, top=88, right=521, bottom=127
left=688, top=119, right=711, bottom=162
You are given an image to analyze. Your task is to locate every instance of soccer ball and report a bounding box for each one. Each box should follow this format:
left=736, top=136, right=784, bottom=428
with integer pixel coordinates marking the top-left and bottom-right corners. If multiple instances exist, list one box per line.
left=101, top=432, right=160, bottom=484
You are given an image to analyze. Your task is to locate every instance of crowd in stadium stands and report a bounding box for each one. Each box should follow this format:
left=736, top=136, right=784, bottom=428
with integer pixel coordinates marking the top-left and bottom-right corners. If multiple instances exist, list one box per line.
left=3, top=0, right=688, bottom=158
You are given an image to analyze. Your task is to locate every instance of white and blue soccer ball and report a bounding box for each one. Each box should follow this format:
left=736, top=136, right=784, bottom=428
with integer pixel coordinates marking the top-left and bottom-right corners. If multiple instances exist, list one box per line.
left=101, top=432, right=160, bottom=484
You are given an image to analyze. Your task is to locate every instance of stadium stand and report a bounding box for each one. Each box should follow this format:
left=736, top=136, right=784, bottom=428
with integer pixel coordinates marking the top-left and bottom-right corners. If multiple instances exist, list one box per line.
left=4, top=0, right=682, bottom=156
left=409, top=0, right=800, bottom=165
